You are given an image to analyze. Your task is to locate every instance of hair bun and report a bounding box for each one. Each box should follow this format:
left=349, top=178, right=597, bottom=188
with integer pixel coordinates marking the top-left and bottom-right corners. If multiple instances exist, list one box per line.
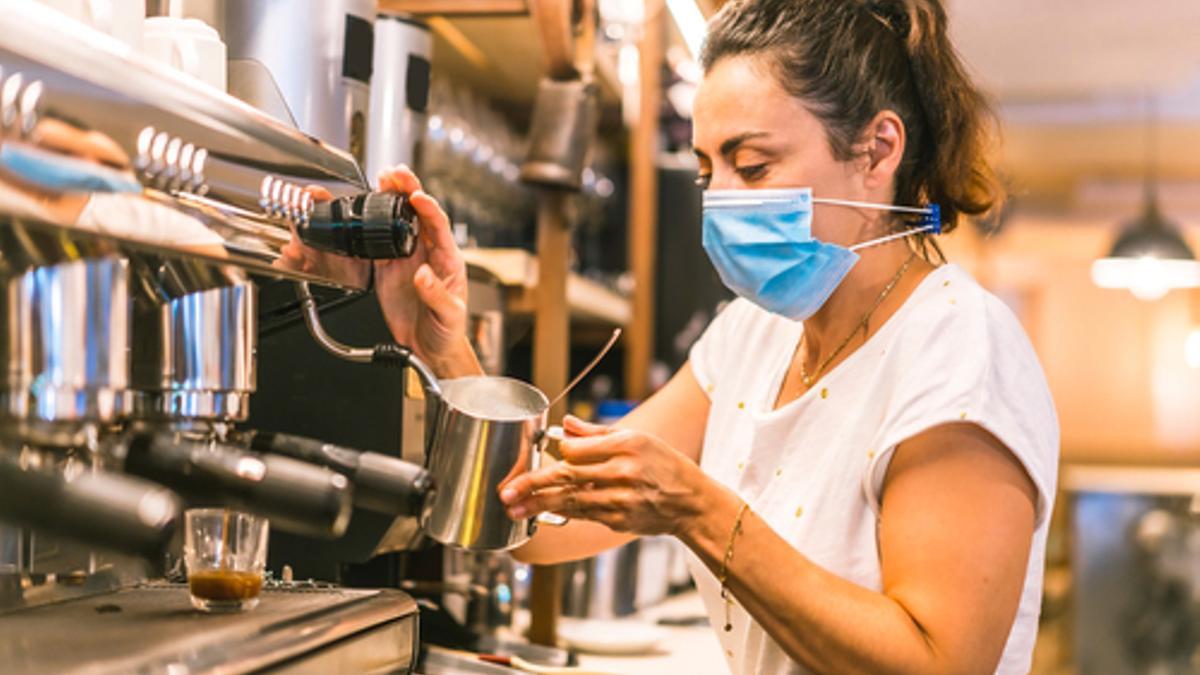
left=864, top=1, right=912, bottom=39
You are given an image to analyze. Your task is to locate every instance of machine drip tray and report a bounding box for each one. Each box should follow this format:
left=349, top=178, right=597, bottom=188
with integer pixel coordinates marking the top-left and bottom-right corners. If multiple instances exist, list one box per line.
left=0, top=583, right=419, bottom=674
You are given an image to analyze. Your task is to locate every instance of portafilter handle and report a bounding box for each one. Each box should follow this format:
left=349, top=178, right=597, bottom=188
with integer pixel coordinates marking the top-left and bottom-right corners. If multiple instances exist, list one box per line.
left=248, top=431, right=432, bottom=517
left=0, top=454, right=182, bottom=566
left=123, top=432, right=354, bottom=539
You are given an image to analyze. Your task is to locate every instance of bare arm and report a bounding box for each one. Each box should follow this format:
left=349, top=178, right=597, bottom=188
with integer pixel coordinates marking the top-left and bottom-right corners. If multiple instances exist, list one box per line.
left=679, top=423, right=1037, bottom=674
left=502, top=421, right=1037, bottom=672
left=510, top=361, right=711, bottom=564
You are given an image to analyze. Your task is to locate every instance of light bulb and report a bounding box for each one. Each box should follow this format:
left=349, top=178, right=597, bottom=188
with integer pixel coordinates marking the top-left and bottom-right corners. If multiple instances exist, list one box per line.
left=1092, top=256, right=1200, bottom=301
left=1129, top=257, right=1169, bottom=301
left=1186, top=329, right=1200, bottom=369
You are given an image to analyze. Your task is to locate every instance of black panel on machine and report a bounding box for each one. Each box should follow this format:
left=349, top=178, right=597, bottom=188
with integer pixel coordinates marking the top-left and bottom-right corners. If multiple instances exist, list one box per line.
left=342, top=14, right=374, bottom=84
left=249, top=280, right=408, bottom=582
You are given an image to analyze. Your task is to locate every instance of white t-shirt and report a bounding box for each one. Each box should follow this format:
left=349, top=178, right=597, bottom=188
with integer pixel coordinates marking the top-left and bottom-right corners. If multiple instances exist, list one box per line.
left=685, top=263, right=1059, bottom=675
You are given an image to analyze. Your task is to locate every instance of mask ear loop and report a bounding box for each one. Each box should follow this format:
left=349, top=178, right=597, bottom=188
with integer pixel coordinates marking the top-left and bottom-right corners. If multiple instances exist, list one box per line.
left=848, top=224, right=935, bottom=252
left=812, top=199, right=942, bottom=253
left=811, top=197, right=931, bottom=216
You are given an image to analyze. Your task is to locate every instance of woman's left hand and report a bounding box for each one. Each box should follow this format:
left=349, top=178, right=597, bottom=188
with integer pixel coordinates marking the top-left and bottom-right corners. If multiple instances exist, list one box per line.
left=498, top=416, right=708, bottom=536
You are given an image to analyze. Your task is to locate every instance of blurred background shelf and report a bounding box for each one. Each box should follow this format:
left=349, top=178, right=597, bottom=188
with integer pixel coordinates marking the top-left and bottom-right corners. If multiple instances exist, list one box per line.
left=464, top=248, right=632, bottom=328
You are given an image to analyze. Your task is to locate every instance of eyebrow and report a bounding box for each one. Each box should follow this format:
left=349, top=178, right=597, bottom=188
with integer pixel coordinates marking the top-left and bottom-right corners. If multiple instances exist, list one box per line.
left=694, top=131, right=772, bottom=161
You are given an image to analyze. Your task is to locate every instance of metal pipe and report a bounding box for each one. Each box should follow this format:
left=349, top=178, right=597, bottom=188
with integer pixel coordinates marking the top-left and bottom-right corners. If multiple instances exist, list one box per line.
left=295, top=283, right=442, bottom=399
left=296, top=282, right=374, bottom=363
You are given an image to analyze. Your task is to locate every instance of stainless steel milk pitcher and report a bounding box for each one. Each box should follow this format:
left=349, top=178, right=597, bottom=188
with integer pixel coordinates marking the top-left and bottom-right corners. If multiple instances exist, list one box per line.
left=380, top=345, right=564, bottom=551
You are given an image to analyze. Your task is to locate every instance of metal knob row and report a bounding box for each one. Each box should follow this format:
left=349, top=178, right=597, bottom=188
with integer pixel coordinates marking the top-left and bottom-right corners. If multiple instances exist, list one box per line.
left=0, top=68, right=44, bottom=139
left=260, top=174, right=312, bottom=225
left=134, top=125, right=208, bottom=195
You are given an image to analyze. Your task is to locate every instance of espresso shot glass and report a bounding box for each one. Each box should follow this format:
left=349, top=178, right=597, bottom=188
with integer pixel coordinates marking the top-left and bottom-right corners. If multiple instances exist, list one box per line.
left=183, top=509, right=269, bottom=613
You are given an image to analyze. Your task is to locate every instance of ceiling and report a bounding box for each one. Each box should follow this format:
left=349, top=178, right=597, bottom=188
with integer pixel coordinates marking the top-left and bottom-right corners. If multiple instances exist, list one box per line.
left=948, top=0, right=1200, bottom=101
left=942, top=0, right=1200, bottom=207
left=421, top=1, right=1200, bottom=207
left=421, top=1, right=1200, bottom=108
left=427, top=15, right=571, bottom=111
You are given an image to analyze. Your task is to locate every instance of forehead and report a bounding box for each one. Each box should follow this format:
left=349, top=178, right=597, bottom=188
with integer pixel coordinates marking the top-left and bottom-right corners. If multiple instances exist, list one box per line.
left=692, top=55, right=823, bottom=152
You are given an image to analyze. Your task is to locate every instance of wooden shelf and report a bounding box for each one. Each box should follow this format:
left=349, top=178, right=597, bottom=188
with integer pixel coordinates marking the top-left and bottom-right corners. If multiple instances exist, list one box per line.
left=462, top=247, right=631, bottom=327
left=378, top=0, right=527, bottom=15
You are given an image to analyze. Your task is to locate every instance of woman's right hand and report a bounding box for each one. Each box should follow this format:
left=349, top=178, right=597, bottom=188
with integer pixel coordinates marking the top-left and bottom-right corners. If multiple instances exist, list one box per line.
left=374, top=165, right=483, bottom=379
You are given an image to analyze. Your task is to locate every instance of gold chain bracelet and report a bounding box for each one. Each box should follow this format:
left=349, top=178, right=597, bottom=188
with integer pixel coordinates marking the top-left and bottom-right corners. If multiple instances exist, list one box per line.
left=719, top=500, right=751, bottom=632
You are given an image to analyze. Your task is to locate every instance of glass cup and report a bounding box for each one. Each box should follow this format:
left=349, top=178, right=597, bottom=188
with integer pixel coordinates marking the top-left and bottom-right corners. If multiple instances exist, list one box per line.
left=183, top=508, right=269, bottom=612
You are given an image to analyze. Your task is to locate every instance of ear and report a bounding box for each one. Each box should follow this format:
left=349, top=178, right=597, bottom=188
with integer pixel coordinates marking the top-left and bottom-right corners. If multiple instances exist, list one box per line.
left=859, top=110, right=906, bottom=191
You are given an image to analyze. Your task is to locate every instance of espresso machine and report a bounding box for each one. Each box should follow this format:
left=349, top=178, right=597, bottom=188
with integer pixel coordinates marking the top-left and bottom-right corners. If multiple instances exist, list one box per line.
left=0, top=3, right=444, bottom=671
left=223, top=0, right=378, bottom=165
left=0, top=1, right=573, bottom=670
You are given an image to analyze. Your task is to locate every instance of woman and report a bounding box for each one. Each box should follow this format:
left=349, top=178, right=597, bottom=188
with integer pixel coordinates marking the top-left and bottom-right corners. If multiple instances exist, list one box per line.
left=359, top=1, right=1059, bottom=672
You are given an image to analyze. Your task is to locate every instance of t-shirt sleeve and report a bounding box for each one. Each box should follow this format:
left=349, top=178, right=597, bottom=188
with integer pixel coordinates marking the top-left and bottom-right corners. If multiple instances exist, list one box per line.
left=862, top=294, right=1060, bottom=527
left=688, top=299, right=750, bottom=399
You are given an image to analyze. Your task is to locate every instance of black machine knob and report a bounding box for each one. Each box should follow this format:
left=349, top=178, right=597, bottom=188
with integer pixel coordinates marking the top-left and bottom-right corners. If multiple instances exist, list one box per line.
left=124, top=432, right=354, bottom=539
left=300, top=192, right=420, bottom=259
left=249, top=431, right=432, bottom=517
left=0, top=454, right=182, bottom=565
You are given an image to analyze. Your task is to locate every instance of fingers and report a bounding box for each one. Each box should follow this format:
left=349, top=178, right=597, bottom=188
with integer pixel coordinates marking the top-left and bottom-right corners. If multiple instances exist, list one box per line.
left=275, top=238, right=312, bottom=273
left=376, top=165, right=456, bottom=253
left=303, top=185, right=335, bottom=202
left=412, top=263, right=465, bottom=319
left=499, top=461, right=605, bottom=504
left=507, top=486, right=637, bottom=523
left=30, top=119, right=130, bottom=169
left=409, top=190, right=457, bottom=252
left=499, top=452, right=639, bottom=505
left=377, top=164, right=423, bottom=195
left=563, top=415, right=614, bottom=437
left=273, top=249, right=300, bottom=272
left=558, top=431, right=633, bottom=465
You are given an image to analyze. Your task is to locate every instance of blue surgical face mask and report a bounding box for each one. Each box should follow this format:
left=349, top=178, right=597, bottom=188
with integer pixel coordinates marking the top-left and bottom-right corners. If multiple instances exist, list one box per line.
left=0, top=142, right=141, bottom=194
left=701, top=187, right=941, bottom=320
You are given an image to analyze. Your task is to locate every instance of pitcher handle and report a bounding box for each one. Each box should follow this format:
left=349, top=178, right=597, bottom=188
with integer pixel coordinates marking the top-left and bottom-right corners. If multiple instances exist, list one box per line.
left=532, top=425, right=570, bottom=527
left=539, top=424, right=565, bottom=461
left=536, top=512, right=569, bottom=526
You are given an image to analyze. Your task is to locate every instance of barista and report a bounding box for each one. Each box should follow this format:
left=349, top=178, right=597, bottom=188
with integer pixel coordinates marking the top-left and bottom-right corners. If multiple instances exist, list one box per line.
left=0, top=118, right=226, bottom=255
left=0, top=119, right=124, bottom=224
left=350, top=1, right=1058, bottom=673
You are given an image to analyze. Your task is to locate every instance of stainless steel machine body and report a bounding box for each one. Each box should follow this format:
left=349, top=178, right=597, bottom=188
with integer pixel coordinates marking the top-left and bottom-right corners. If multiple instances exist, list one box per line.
left=0, top=1, right=563, bottom=668
left=224, top=0, right=378, bottom=165
left=0, top=4, right=425, bottom=670
left=0, top=584, right=419, bottom=675
left=0, top=1, right=371, bottom=276
left=134, top=283, right=257, bottom=422
left=4, top=257, right=130, bottom=428
left=366, top=13, right=432, bottom=179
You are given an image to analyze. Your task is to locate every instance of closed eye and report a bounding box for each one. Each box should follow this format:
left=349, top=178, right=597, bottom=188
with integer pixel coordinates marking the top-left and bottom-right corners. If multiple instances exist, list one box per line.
left=735, top=164, right=768, bottom=182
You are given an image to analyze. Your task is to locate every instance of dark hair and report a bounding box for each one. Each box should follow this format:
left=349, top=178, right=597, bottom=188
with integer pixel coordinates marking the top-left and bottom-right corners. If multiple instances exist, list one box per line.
left=700, top=0, right=1002, bottom=239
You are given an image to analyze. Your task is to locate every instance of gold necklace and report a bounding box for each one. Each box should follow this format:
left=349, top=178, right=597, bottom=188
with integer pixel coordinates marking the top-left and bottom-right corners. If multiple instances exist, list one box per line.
left=799, top=252, right=917, bottom=388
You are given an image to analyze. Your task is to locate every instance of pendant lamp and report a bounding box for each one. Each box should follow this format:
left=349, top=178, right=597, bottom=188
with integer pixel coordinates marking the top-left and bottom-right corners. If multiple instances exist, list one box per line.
left=1091, top=100, right=1200, bottom=301
left=1090, top=189, right=1200, bottom=301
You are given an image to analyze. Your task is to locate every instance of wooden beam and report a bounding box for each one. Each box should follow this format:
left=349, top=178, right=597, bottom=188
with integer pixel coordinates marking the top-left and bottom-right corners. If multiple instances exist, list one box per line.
left=624, top=0, right=664, bottom=400
left=528, top=563, right=562, bottom=647
left=532, top=192, right=572, bottom=424
left=377, top=0, right=527, bottom=16
left=527, top=190, right=572, bottom=647
left=525, top=0, right=601, bottom=650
